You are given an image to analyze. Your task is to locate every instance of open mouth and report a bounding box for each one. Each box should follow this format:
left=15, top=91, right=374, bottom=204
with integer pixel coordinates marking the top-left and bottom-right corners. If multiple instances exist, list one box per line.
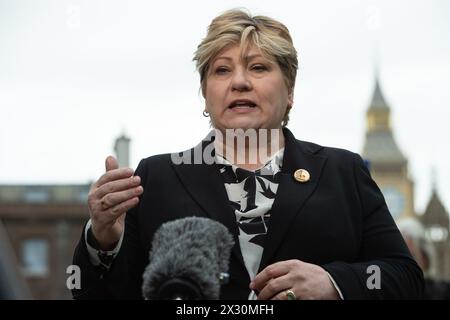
left=228, top=99, right=257, bottom=109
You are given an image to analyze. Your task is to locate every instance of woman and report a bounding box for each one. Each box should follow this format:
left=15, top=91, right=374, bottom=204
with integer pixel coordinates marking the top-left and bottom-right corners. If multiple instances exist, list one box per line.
left=73, top=9, right=424, bottom=300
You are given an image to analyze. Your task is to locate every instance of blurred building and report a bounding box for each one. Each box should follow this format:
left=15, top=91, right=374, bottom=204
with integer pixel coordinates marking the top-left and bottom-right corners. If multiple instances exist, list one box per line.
left=0, top=134, right=130, bottom=299
left=0, top=185, right=89, bottom=299
left=421, top=183, right=450, bottom=279
left=114, top=133, right=131, bottom=168
left=0, top=219, right=32, bottom=299
left=362, top=76, right=450, bottom=280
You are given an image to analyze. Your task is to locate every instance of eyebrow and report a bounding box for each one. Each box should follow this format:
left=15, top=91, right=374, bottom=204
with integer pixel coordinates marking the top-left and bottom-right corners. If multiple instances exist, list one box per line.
left=213, top=54, right=264, bottom=63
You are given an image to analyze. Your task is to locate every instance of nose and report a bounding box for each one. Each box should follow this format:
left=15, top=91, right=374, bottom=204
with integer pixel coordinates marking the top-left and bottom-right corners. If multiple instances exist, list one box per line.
left=231, top=67, right=252, bottom=92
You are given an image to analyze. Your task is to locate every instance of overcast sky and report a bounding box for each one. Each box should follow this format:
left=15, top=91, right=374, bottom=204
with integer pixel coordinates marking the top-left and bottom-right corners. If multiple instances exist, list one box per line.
left=1, top=0, right=449, bottom=214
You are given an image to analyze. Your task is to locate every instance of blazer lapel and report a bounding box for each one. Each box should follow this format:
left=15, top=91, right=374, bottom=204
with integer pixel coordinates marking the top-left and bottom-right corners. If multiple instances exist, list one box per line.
left=171, top=132, right=246, bottom=269
left=258, top=128, right=328, bottom=271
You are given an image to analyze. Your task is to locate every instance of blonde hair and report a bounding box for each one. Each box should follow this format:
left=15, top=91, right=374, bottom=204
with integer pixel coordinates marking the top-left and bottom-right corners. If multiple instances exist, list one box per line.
left=193, top=9, right=298, bottom=126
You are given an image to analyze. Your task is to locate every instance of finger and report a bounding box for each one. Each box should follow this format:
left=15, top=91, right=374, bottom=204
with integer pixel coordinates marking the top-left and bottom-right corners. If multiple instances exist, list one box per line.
left=250, top=261, right=291, bottom=292
left=105, top=155, right=119, bottom=172
left=257, top=273, right=292, bottom=300
left=107, top=196, right=140, bottom=219
left=95, top=167, right=134, bottom=188
left=272, top=288, right=297, bottom=301
left=100, top=186, right=143, bottom=211
left=96, top=175, right=141, bottom=199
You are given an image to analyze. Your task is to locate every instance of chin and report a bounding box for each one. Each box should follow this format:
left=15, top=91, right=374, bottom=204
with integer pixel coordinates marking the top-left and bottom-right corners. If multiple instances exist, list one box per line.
left=224, top=124, right=260, bottom=131
left=219, top=119, right=262, bottom=131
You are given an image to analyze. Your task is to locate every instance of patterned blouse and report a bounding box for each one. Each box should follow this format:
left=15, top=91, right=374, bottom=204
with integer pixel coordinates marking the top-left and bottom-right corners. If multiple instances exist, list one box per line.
left=215, top=149, right=284, bottom=299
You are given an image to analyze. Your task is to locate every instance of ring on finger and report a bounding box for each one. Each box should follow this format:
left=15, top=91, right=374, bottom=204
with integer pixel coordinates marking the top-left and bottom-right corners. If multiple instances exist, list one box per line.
left=285, top=289, right=296, bottom=300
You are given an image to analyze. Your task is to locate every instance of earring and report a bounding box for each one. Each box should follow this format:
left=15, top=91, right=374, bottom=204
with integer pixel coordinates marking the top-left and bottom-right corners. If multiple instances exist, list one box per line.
left=203, top=110, right=209, bottom=117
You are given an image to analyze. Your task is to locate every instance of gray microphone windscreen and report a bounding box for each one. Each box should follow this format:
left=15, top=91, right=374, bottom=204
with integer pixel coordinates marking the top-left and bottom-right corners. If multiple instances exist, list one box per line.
left=142, top=216, right=234, bottom=299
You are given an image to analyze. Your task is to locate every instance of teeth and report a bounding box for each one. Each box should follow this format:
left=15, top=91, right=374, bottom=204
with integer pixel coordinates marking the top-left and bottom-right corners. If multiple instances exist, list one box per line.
left=231, top=102, right=255, bottom=108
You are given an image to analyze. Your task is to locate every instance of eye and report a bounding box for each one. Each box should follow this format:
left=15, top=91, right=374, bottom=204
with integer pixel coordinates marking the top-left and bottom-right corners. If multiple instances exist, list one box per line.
left=251, top=64, right=268, bottom=72
left=214, top=67, right=230, bottom=75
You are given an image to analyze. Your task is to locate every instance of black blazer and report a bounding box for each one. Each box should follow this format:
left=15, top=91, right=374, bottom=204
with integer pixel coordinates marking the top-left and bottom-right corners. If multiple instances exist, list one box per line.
left=72, top=128, right=424, bottom=299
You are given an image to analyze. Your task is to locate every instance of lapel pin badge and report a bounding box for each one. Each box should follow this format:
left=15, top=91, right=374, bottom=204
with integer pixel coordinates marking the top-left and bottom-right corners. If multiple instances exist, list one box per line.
left=294, top=169, right=310, bottom=183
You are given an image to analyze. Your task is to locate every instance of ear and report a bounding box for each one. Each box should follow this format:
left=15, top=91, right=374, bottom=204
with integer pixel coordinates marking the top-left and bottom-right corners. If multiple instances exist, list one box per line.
left=287, top=91, right=294, bottom=110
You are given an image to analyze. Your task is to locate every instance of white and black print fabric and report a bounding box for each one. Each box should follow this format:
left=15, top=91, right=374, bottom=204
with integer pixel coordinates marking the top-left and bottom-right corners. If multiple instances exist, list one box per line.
left=215, top=149, right=284, bottom=286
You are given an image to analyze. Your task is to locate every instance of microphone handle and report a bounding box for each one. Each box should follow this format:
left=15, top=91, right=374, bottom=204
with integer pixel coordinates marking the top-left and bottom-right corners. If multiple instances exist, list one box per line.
left=157, top=277, right=203, bottom=300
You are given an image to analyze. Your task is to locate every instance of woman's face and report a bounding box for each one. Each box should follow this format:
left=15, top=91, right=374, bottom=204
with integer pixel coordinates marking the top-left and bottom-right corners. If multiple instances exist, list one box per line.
left=204, top=44, right=293, bottom=132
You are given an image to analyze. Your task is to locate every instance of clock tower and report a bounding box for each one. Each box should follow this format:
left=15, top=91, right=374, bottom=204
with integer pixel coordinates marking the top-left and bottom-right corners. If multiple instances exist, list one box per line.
left=361, top=76, right=415, bottom=220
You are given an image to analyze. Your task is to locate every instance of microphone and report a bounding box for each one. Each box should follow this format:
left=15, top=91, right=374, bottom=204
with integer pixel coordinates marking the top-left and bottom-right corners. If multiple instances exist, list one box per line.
left=142, top=216, right=235, bottom=300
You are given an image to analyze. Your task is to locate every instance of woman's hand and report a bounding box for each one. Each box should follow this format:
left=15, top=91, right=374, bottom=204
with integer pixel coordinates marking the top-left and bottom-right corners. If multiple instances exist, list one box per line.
left=250, top=259, right=340, bottom=300
left=87, top=156, right=143, bottom=250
